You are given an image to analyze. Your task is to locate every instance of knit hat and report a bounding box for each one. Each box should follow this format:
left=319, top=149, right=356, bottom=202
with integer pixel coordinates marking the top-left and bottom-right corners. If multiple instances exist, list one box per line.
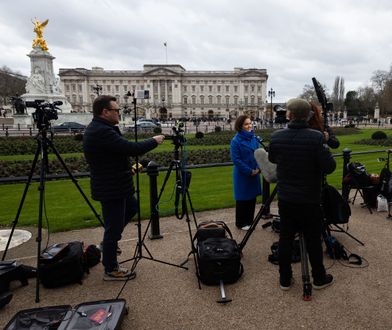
left=286, top=98, right=311, bottom=120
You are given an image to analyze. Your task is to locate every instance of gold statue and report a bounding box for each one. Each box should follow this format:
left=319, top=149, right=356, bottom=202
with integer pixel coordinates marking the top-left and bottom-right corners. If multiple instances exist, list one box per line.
left=32, top=18, right=49, bottom=51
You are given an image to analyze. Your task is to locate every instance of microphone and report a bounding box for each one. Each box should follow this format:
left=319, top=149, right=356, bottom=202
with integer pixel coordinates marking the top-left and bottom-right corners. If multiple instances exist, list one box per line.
left=254, top=148, right=277, bottom=183
left=255, top=136, right=263, bottom=144
left=255, top=135, right=266, bottom=149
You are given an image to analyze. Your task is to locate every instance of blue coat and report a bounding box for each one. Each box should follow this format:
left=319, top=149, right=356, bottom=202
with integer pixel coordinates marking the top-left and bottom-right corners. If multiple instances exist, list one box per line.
left=230, top=130, right=262, bottom=201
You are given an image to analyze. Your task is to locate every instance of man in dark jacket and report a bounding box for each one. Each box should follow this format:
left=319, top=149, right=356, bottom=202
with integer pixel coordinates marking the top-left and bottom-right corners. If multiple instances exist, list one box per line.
left=268, top=98, right=336, bottom=290
left=83, top=95, right=164, bottom=281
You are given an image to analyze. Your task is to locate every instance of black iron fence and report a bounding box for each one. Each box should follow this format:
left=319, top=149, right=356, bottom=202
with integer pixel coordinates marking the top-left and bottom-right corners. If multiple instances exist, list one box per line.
left=1, top=148, right=390, bottom=238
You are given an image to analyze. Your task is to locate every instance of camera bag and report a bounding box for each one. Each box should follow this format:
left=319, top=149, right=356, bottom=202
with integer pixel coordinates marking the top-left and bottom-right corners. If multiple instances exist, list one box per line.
left=39, top=241, right=88, bottom=288
left=195, top=221, right=243, bottom=285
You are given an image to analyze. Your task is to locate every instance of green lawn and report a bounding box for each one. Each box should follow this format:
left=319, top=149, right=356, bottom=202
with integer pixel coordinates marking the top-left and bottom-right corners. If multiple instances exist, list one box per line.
left=0, top=128, right=390, bottom=232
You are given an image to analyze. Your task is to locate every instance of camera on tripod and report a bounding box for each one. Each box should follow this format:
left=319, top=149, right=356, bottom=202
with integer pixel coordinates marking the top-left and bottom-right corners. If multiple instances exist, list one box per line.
left=26, top=100, right=62, bottom=130
left=165, top=120, right=186, bottom=147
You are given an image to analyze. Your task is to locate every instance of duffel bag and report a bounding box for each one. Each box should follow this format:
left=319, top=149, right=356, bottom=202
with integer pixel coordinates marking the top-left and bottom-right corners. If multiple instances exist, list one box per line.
left=197, top=237, right=243, bottom=285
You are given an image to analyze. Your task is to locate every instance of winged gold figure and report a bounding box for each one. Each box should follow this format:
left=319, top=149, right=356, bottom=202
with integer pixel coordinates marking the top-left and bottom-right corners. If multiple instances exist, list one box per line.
left=32, top=18, right=49, bottom=51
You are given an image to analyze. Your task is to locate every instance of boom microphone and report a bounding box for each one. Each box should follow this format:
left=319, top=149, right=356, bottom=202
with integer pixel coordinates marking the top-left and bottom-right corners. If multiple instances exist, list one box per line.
left=254, top=148, right=277, bottom=183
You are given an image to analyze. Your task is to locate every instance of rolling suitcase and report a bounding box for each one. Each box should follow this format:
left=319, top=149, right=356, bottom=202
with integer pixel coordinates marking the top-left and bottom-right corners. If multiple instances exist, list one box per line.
left=4, top=299, right=127, bottom=330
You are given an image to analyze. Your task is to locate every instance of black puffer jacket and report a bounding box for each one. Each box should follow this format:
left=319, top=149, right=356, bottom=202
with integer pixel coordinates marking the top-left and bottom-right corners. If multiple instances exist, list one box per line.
left=83, top=117, right=157, bottom=201
left=268, top=121, right=336, bottom=204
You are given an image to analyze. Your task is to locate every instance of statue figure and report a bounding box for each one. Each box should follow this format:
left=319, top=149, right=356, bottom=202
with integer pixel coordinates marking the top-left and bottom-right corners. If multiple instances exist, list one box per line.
left=26, top=67, right=45, bottom=94
left=10, top=95, right=26, bottom=115
left=32, top=18, right=49, bottom=51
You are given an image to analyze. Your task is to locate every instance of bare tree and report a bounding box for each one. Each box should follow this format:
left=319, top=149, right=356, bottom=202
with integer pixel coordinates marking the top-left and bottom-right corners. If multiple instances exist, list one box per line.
left=371, top=65, right=392, bottom=115
left=0, top=65, right=26, bottom=106
left=331, top=76, right=345, bottom=113
left=298, top=83, right=329, bottom=105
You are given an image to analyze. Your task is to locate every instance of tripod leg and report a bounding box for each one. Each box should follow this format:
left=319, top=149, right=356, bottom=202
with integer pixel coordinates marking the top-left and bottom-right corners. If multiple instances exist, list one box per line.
left=2, top=145, right=40, bottom=261
left=186, top=190, right=198, bottom=228
left=299, top=232, right=312, bottom=301
left=35, top=139, right=47, bottom=303
left=47, top=140, right=104, bottom=227
left=238, top=187, right=277, bottom=252
left=332, top=224, right=365, bottom=246
left=156, top=161, right=176, bottom=203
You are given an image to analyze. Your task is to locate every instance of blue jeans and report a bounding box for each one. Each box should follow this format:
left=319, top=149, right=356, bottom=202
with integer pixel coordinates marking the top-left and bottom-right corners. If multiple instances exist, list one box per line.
left=101, top=195, right=137, bottom=273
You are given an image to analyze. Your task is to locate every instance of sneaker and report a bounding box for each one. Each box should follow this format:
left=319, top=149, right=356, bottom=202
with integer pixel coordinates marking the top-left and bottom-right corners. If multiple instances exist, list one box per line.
left=103, top=267, right=136, bottom=281
left=313, top=274, right=334, bottom=290
left=99, top=242, right=122, bottom=255
left=241, top=225, right=251, bottom=231
left=280, top=278, right=294, bottom=291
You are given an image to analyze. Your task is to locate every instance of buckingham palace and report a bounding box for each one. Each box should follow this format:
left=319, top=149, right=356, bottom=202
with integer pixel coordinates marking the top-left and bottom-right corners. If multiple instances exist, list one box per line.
left=58, top=64, right=270, bottom=120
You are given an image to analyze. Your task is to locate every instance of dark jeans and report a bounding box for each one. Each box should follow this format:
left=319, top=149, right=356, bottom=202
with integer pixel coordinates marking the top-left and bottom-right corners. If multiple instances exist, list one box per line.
left=278, top=200, right=326, bottom=282
left=235, top=199, right=256, bottom=228
left=101, top=195, right=137, bottom=273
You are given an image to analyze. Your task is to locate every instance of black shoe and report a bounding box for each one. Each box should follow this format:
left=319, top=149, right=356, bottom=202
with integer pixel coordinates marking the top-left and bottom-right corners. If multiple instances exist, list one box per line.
left=280, top=277, right=294, bottom=291
left=313, top=274, right=334, bottom=290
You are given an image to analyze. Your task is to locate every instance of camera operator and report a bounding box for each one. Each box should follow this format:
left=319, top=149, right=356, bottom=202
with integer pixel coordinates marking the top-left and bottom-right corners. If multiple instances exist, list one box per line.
left=83, top=95, right=164, bottom=281
left=268, top=98, right=336, bottom=291
left=308, top=102, right=340, bottom=149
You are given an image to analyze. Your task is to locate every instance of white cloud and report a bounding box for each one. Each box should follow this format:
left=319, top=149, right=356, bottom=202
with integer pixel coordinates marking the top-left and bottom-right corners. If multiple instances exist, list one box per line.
left=0, top=0, right=391, bottom=101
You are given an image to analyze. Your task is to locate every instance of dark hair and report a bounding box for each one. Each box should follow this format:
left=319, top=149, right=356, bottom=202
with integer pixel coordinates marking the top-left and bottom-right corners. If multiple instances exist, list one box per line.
left=308, top=102, right=324, bottom=132
left=234, top=115, right=250, bottom=132
left=93, top=95, right=117, bottom=116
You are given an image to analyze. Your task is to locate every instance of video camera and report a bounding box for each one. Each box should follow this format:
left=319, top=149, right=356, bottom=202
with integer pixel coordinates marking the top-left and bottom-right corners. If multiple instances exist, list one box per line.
left=273, top=105, right=288, bottom=124
left=165, top=120, right=186, bottom=148
left=26, top=100, right=62, bottom=130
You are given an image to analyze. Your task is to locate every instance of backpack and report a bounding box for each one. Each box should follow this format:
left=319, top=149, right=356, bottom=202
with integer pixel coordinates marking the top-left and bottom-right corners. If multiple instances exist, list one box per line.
left=379, top=167, right=392, bottom=199
left=268, top=240, right=301, bottom=265
left=346, top=162, right=372, bottom=187
left=322, top=184, right=351, bottom=224
left=39, top=241, right=88, bottom=288
left=194, top=221, right=243, bottom=285
left=84, top=245, right=101, bottom=268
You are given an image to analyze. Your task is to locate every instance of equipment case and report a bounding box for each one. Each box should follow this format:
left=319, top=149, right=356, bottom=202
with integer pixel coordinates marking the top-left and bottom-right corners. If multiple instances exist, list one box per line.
left=4, top=298, right=127, bottom=330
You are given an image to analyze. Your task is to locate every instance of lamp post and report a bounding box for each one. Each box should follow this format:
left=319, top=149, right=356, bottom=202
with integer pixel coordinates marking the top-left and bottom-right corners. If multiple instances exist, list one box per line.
left=92, top=84, right=102, bottom=96
left=268, top=88, right=275, bottom=123
left=159, top=96, right=165, bottom=120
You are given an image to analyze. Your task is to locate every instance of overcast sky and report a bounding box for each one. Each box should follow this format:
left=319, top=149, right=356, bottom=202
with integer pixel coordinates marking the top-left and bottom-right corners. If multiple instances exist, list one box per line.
left=1, top=0, right=391, bottom=102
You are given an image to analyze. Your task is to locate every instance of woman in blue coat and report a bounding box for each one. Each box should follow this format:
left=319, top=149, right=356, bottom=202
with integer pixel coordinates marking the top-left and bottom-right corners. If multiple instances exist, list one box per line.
left=230, top=115, right=262, bottom=230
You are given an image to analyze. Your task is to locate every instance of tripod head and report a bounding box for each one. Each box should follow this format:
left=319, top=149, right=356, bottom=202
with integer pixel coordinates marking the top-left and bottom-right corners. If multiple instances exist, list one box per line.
left=165, top=120, right=186, bottom=159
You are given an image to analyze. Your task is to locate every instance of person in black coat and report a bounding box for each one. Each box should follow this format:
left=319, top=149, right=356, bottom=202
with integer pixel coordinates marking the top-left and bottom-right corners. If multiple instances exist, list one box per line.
left=308, top=102, right=340, bottom=149
left=269, top=98, right=336, bottom=291
left=83, top=95, right=165, bottom=281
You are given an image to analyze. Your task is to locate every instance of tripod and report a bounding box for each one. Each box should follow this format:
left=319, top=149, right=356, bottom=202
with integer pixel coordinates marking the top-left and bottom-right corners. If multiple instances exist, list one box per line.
left=1, top=127, right=103, bottom=303
left=116, top=96, right=187, bottom=299
left=155, top=134, right=200, bottom=286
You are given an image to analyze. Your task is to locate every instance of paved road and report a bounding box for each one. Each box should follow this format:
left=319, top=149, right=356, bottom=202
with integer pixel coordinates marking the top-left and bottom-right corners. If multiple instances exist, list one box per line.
left=1, top=201, right=391, bottom=329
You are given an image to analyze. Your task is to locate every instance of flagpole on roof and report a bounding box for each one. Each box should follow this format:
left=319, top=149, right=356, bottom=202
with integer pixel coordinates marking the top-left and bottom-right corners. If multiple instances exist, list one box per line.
left=164, top=41, right=168, bottom=64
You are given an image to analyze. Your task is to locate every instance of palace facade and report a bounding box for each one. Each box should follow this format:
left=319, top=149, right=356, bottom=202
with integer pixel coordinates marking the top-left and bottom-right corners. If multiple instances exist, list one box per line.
left=58, top=64, right=269, bottom=120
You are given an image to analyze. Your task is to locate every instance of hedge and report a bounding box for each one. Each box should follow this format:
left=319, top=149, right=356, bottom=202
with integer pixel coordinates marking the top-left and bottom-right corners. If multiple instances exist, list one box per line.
left=0, top=148, right=232, bottom=178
